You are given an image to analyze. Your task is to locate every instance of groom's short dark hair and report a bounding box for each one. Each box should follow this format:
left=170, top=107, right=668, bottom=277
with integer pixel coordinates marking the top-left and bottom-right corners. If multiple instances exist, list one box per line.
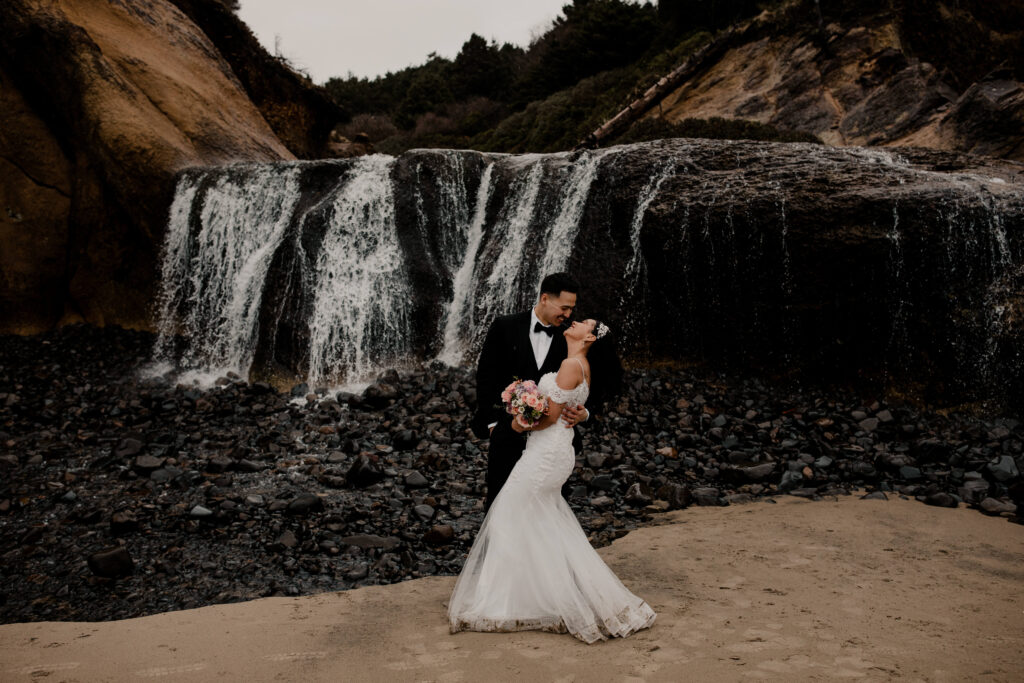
left=539, top=272, right=579, bottom=298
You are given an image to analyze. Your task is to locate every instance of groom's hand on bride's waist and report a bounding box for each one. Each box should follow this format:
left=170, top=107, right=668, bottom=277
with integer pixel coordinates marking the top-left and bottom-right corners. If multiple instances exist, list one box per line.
left=560, top=404, right=588, bottom=428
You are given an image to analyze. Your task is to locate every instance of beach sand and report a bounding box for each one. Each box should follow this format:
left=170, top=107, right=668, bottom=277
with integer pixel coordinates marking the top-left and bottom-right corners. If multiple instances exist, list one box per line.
left=2, top=495, right=1022, bottom=682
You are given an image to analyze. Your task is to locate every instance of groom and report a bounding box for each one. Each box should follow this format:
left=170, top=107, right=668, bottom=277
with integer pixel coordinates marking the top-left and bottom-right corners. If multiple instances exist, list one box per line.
left=471, top=272, right=592, bottom=510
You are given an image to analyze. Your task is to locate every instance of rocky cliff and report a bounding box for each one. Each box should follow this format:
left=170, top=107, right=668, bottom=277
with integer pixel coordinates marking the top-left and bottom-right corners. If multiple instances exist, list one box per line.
left=0, top=0, right=342, bottom=333
left=637, top=2, right=1024, bottom=160
left=166, top=0, right=344, bottom=159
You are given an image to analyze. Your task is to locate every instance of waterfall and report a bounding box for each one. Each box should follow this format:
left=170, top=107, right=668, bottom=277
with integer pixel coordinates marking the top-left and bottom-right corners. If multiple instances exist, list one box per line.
left=437, top=163, right=495, bottom=365
left=481, top=159, right=546, bottom=314
left=884, top=202, right=910, bottom=379
left=150, top=140, right=1022, bottom=406
left=934, top=181, right=1018, bottom=388
left=153, top=165, right=301, bottom=383
left=619, top=162, right=675, bottom=341
left=622, top=163, right=675, bottom=292
left=411, top=149, right=475, bottom=278
left=306, top=155, right=411, bottom=385
left=153, top=149, right=611, bottom=384
left=538, top=149, right=612, bottom=277
left=444, top=150, right=609, bottom=357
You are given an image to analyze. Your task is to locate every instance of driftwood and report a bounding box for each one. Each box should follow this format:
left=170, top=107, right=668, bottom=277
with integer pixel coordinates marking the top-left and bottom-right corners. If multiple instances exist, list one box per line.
left=575, top=21, right=759, bottom=150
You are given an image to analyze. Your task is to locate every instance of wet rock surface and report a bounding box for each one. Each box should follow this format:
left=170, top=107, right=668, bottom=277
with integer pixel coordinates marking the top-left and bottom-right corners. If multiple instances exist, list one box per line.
left=1, top=325, right=1021, bottom=623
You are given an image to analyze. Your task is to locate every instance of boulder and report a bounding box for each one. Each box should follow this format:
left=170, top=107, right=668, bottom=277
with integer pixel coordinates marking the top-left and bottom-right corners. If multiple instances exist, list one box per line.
left=346, top=455, right=384, bottom=488
left=87, top=546, right=134, bottom=578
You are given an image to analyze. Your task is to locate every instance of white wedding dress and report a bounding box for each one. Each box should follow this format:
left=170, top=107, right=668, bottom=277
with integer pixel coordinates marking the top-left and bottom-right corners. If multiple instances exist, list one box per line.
left=448, top=370, right=656, bottom=644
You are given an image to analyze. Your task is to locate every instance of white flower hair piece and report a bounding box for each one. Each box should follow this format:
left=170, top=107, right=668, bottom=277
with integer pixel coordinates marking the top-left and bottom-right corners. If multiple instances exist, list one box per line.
left=594, top=322, right=610, bottom=340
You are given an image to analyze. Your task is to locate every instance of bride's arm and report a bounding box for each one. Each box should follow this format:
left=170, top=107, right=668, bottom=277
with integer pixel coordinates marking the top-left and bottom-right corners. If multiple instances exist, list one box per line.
left=511, top=361, right=581, bottom=432
left=523, top=399, right=564, bottom=432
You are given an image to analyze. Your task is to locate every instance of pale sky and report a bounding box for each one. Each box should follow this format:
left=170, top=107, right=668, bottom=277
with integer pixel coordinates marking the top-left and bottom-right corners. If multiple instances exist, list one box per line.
left=237, top=0, right=573, bottom=83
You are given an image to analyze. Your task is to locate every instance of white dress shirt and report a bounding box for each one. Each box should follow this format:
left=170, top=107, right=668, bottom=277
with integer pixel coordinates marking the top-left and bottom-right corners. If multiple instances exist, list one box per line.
left=529, top=309, right=555, bottom=369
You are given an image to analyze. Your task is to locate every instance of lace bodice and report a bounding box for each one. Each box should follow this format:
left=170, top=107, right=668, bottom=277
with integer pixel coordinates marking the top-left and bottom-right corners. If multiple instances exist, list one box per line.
left=538, top=371, right=589, bottom=407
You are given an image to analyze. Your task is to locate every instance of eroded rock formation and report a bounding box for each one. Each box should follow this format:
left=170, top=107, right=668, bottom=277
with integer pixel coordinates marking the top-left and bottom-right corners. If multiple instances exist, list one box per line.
left=0, top=0, right=341, bottom=332
left=644, top=4, right=1024, bottom=160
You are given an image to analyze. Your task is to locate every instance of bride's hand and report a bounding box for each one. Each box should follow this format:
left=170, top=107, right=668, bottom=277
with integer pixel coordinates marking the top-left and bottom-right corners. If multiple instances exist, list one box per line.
left=510, top=416, right=528, bottom=433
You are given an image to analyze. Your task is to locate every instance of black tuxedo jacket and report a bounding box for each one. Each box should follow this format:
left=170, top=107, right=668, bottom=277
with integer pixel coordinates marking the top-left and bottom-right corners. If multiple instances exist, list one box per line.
left=471, top=311, right=569, bottom=440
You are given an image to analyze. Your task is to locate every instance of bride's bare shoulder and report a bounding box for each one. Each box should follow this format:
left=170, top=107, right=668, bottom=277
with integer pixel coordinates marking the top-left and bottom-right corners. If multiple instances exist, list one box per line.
left=554, top=358, right=583, bottom=391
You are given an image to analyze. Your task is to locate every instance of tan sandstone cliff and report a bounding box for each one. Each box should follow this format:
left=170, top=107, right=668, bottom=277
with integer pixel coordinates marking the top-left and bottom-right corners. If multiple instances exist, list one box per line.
left=652, top=21, right=1023, bottom=159
left=590, top=2, right=1023, bottom=161
left=0, top=0, right=339, bottom=333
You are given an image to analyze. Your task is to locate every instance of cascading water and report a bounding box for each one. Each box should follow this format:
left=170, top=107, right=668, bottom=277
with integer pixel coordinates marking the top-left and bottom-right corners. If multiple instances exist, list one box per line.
left=153, top=165, right=302, bottom=383
left=933, top=185, right=1017, bottom=387
left=306, top=155, right=412, bottom=385
left=410, top=149, right=476, bottom=280
left=538, top=149, right=613, bottom=277
left=480, top=159, right=546, bottom=316
left=884, top=203, right=911, bottom=380
left=440, top=149, right=611, bottom=358
left=437, top=163, right=494, bottom=365
left=152, top=148, right=613, bottom=385
left=619, top=162, right=675, bottom=339
left=151, top=140, right=1023, bottom=407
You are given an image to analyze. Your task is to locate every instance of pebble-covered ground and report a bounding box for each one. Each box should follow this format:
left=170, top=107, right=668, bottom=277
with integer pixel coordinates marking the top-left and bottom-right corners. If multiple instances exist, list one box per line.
left=0, top=325, right=1020, bottom=624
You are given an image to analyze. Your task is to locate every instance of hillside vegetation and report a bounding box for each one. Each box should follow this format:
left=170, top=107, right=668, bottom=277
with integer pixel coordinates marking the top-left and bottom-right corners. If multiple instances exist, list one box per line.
left=322, top=0, right=1022, bottom=154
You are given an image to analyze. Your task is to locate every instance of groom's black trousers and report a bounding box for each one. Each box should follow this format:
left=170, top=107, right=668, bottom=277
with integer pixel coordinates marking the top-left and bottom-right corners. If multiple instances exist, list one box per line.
left=484, top=419, right=526, bottom=511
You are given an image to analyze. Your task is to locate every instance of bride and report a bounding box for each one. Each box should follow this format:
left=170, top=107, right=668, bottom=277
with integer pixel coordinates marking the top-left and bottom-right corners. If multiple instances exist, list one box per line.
left=448, top=319, right=656, bottom=644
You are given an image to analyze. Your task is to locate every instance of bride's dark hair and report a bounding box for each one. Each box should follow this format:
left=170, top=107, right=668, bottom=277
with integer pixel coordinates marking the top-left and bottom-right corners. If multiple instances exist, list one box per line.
left=586, top=319, right=622, bottom=410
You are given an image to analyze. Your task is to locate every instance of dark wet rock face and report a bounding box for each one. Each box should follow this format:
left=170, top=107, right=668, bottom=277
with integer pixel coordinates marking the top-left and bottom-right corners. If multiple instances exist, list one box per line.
left=0, top=325, right=1020, bottom=623
left=156, top=141, right=1024, bottom=411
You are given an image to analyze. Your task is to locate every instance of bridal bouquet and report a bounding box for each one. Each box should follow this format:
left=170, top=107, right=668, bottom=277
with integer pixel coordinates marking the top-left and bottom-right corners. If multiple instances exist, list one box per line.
left=502, top=378, right=548, bottom=428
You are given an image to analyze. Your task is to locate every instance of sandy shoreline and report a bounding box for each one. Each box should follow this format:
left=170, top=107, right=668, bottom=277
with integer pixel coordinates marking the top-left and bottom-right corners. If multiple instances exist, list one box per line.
left=2, top=495, right=1022, bottom=682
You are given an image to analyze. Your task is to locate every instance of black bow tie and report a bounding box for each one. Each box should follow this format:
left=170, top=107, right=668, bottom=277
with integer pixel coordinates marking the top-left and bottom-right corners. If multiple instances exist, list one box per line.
left=534, top=322, right=556, bottom=336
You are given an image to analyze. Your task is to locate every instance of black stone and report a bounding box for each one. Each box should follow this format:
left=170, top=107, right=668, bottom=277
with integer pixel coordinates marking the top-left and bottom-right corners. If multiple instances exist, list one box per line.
left=405, top=470, right=429, bottom=488
left=692, top=487, right=721, bottom=506
left=741, top=463, right=775, bottom=481
left=923, top=492, right=959, bottom=508
left=110, top=511, right=138, bottom=535
left=913, top=438, right=953, bottom=464
left=986, top=455, right=1019, bottom=482
left=779, top=470, right=804, bottom=492
left=87, top=546, right=134, bottom=578
left=286, top=493, right=325, bottom=516
left=423, top=525, right=454, bottom=545
left=340, top=534, right=401, bottom=549
left=624, top=482, right=653, bottom=506
left=134, top=455, right=164, bottom=471
left=656, top=483, right=691, bottom=510
left=393, top=430, right=418, bottom=450
left=276, top=530, right=299, bottom=549
left=346, top=455, right=384, bottom=488
left=412, top=504, right=435, bottom=521
left=978, top=497, right=1017, bottom=515
left=363, top=383, right=399, bottom=408
left=115, top=438, right=144, bottom=458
